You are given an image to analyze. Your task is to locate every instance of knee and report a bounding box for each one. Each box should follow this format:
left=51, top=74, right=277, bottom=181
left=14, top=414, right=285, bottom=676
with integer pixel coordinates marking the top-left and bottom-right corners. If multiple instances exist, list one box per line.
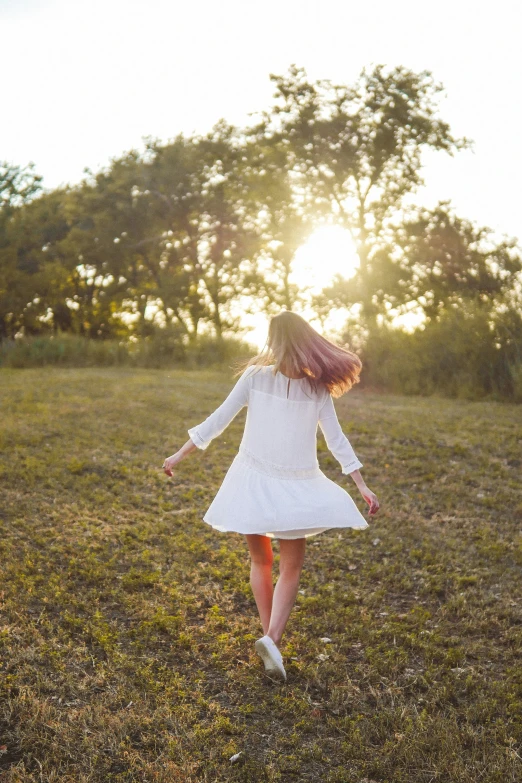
left=278, top=540, right=306, bottom=576
left=280, top=557, right=304, bottom=577
left=250, top=551, right=274, bottom=569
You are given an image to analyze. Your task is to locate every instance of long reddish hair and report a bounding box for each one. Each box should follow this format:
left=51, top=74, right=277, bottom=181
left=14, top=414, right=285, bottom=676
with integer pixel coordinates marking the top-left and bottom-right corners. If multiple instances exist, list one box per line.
left=233, top=310, right=362, bottom=397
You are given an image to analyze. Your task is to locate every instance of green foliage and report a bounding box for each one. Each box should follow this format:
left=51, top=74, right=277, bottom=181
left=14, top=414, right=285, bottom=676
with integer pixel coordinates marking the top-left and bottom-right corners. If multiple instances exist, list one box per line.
left=387, top=201, right=522, bottom=321
left=1, top=66, right=522, bottom=407
left=0, top=330, right=256, bottom=369
left=259, top=64, right=473, bottom=325
left=0, top=161, right=42, bottom=215
left=0, top=332, right=129, bottom=367
left=360, top=301, right=522, bottom=401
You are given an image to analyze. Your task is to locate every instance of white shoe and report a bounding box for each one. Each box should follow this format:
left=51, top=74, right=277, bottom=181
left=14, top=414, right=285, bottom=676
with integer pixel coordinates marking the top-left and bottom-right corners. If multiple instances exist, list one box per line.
left=254, top=635, right=287, bottom=681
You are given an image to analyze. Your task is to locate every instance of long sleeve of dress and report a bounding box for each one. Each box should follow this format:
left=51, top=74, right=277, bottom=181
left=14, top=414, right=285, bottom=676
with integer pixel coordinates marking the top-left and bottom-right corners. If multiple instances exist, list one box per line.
left=187, top=366, right=254, bottom=450
left=318, top=393, right=363, bottom=474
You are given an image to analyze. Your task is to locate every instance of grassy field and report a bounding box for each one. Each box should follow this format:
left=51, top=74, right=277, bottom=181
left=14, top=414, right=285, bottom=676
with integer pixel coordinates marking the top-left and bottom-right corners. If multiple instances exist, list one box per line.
left=0, top=368, right=521, bottom=783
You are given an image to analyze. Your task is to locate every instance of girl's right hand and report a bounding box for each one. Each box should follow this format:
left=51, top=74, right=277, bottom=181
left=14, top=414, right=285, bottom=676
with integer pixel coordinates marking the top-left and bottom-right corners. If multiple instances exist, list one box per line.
left=359, top=485, right=380, bottom=516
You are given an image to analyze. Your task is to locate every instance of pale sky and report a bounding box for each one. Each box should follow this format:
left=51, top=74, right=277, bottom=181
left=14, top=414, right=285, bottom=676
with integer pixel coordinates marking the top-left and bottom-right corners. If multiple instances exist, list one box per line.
left=3, top=0, right=521, bottom=241
left=2, top=0, right=521, bottom=346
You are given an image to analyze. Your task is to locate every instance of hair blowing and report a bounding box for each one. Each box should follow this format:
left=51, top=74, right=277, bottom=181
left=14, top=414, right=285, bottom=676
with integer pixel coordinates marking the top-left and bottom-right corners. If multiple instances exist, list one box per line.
left=232, top=310, right=362, bottom=398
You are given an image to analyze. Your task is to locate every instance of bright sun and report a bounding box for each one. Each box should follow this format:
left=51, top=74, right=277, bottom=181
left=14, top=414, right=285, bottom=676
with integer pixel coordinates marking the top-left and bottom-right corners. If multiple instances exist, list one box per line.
left=239, top=225, right=426, bottom=349
left=290, top=226, right=360, bottom=291
left=240, top=226, right=361, bottom=349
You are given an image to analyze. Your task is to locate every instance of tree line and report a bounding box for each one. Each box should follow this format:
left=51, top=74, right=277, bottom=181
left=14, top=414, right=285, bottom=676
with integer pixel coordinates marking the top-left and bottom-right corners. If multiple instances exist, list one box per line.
left=1, top=64, right=521, bottom=399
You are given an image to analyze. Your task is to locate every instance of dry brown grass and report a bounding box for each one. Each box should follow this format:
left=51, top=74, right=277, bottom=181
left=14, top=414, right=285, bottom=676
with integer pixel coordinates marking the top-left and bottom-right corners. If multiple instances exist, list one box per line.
left=0, top=367, right=521, bottom=781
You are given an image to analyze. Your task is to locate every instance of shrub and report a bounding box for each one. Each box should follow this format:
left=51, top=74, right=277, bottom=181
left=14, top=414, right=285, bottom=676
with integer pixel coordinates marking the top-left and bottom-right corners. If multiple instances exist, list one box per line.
left=0, top=329, right=257, bottom=370
left=360, top=304, right=522, bottom=402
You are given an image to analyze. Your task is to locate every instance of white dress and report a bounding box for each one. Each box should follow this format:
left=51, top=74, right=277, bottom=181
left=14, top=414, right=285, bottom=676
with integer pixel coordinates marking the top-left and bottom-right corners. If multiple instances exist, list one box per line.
left=187, top=364, right=370, bottom=539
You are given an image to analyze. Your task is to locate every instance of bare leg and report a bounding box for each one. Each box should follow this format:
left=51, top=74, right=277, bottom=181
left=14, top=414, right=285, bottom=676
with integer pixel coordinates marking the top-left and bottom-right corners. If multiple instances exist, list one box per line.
left=245, top=534, right=274, bottom=635
left=267, top=538, right=306, bottom=648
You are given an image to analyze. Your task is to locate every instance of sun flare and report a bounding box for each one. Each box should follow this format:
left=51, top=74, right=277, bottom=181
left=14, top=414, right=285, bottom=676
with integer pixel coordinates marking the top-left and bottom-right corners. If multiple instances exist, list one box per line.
left=241, top=226, right=361, bottom=349
left=289, top=226, right=360, bottom=292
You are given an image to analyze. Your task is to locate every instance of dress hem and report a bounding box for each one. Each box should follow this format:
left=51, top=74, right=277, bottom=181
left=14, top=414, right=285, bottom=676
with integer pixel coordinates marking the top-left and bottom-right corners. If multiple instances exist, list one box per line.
left=201, top=517, right=370, bottom=536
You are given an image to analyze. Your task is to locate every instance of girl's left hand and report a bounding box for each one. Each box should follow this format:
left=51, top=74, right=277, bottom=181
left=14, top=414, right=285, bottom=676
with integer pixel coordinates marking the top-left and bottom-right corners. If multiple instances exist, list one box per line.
left=162, top=455, right=178, bottom=477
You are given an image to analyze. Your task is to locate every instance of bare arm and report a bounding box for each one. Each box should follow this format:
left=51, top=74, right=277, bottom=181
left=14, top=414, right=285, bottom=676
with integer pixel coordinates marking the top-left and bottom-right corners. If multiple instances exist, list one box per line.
left=163, top=438, right=198, bottom=476
left=348, top=468, right=366, bottom=489
left=348, top=468, right=379, bottom=515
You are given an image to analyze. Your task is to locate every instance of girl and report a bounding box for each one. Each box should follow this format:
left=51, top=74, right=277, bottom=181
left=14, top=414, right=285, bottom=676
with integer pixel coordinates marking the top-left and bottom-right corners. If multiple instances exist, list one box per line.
left=163, top=311, right=379, bottom=681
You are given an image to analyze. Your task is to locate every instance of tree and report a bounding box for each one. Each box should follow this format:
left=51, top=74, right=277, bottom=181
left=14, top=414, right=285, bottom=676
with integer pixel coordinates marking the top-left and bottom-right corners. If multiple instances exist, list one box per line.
left=384, top=201, right=522, bottom=323
left=139, top=122, right=265, bottom=344
left=0, top=184, right=73, bottom=340
left=56, top=152, right=157, bottom=339
left=237, top=129, right=317, bottom=315
left=0, top=162, right=44, bottom=338
left=258, top=64, right=472, bottom=328
left=0, top=161, right=42, bottom=218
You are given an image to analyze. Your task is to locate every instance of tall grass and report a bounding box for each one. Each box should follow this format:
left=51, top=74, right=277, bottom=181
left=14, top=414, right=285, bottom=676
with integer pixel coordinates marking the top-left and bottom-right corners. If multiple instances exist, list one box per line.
left=360, top=307, right=522, bottom=403
left=0, top=331, right=256, bottom=370
left=2, top=311, right=522, bottom=402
